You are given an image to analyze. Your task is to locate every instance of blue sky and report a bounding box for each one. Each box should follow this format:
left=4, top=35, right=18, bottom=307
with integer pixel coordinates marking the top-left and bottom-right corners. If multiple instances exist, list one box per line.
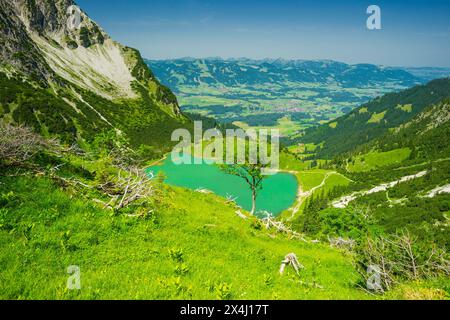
left=77, top=0, right=450, bottom=67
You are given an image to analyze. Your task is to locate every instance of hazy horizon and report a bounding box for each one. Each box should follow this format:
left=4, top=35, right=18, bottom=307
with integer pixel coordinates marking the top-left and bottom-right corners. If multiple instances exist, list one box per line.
left=143, top=56, right=450, bottom=69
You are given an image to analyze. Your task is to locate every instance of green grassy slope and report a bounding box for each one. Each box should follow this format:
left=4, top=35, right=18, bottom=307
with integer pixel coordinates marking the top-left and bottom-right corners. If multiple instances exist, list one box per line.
left=285, top=101, right=449, bottom=251
left=2, top=173, right=447, bottom=300
left=0, top=0, right=448, bottom=300
left=346, top=148, right=412, bottom=172
left=0, top=175, right=368, bottom=300
left=1, top=97, right=449, bottom=299
left=283, top=97, right=449, bottom=296
left=330, top=99, right=450, bottom=176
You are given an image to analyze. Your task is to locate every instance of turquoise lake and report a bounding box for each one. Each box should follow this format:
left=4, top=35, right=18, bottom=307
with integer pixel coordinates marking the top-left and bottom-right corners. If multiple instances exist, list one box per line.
left=148, top=157, right=298, bottom=217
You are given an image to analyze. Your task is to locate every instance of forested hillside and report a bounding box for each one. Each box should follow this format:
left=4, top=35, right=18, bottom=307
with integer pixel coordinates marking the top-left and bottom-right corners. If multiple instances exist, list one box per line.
left=294, top=78, right=450, bottom=158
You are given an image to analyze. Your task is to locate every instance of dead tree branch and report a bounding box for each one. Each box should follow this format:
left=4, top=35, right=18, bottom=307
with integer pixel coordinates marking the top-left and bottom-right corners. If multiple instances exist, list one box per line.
left=280, top=253, right=304, bottom=275
left=261, top=215, right=307, bottom=242
left=95, top=166, right=154, bottom=212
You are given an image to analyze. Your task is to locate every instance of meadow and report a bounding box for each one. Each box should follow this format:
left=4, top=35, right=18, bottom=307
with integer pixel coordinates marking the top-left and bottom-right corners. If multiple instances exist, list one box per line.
left=1, top=174, right=446, bottom=300
left=346, top=148, right=412, bottom=172
left=0, top=175, right=366, bottom=299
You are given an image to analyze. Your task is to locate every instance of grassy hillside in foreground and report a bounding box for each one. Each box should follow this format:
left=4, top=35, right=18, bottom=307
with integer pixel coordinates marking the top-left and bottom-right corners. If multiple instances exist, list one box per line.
left=0, top=114, right=449, bottom=299
left=0, top=175, right=363, bottom=299
left=0, top=0, right=447, bottom=302
left=1, top=174, right=448, bottom=300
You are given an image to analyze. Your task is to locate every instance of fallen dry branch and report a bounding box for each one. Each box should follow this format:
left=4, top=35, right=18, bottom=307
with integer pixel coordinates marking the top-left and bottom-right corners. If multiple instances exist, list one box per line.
left=47, top=164, right=154, bottom=213
left=96, top=166, right=154, bottom=211
left=235, top=210, right=248, bottom=220
left=195, top=188, right=213, bottom=194
left=289, top=279, right=324, bottom=289
left=280, top=253, right=304, bottom=275
left=53, top=142, right=85, bottom=156
left=328, top=237, right=356, bottom=250
left=262, top=216, right=307, bottom=242
left=52, top=175, right=93, bottom=190
left=225, top=194, right=239, bottom=204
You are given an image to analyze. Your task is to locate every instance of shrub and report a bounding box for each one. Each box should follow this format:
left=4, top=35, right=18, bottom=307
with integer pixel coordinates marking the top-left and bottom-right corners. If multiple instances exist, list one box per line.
left=0, top=124, right=52, bottom=166
left=357, top=230, right=450, bottom=292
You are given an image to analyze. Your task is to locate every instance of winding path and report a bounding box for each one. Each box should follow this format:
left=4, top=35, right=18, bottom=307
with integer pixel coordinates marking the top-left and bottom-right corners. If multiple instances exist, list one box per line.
left=278, top=170, right=351, bottom=219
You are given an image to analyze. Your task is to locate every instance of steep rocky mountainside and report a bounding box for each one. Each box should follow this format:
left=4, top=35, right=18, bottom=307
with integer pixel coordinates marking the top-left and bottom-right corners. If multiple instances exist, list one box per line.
left=0, top=0, right=187, bottom=150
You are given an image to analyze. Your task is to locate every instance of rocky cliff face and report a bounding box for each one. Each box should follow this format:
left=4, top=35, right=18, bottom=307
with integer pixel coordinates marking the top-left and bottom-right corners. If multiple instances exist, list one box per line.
left=1, top=0, right=105, bottom=83
left=0, top=0, right=185, bottom=148
left=0, top=0, right=54, bottom=84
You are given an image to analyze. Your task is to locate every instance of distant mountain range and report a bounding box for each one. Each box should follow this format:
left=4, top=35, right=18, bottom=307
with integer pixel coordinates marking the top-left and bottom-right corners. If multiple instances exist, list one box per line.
left=401, top=67, right=450, bottom=81
left=147, top=58, right=422, bottom=89
left=146, top=58, right=427, bottom=135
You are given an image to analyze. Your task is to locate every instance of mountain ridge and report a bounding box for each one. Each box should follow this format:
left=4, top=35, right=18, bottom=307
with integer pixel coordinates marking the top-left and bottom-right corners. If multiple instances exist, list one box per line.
left=0, top=0, right=188, bottom=151
left=147, top=57, right=422, bottom=89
